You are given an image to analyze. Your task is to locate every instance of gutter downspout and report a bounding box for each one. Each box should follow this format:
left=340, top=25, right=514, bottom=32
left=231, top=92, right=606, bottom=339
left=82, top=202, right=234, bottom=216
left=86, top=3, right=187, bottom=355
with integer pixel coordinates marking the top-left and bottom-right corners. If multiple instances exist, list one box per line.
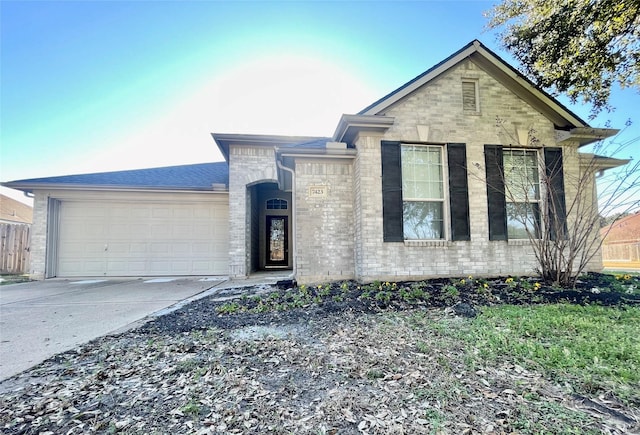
left=276, top=159, right=297, bottom=281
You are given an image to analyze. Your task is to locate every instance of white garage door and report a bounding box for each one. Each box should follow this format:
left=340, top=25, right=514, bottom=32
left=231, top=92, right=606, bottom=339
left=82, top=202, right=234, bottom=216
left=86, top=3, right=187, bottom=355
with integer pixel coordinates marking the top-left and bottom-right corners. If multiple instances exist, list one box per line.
left=57, top=200, right=228, bottom=277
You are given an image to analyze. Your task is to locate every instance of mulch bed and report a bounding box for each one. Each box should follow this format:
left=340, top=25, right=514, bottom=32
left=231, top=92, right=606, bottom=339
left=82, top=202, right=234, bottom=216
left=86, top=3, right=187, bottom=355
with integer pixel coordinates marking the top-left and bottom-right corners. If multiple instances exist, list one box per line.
left=145, top=272, right=640, bottom=334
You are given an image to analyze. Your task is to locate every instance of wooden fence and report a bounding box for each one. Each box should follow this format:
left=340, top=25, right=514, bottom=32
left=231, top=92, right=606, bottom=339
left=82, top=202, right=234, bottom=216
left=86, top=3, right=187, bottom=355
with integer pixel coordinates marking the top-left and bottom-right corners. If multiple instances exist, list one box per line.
left=0, top=223, right=31, bottom=274
left=602, top=240, right=640, bottom=270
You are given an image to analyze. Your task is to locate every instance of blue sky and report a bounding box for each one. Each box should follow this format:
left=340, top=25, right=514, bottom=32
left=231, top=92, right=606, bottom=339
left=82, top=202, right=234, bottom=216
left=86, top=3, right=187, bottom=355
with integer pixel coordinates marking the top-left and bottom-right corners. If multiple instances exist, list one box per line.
left=1, top=1, right=638, bottom=207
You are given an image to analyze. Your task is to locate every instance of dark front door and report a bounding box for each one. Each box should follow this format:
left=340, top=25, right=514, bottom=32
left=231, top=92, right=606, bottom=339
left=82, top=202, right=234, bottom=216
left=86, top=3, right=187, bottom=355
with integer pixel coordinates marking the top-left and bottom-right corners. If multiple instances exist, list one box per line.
left=266, top=216, right=288, bottom=267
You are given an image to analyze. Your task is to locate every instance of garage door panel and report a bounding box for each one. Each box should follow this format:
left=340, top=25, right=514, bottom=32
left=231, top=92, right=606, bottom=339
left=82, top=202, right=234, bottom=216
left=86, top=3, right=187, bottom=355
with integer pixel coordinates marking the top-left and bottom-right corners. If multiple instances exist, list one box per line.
left=60, top=223, right=108, bottom=240
left=171, top=243, right=191, bottom=254
left=173, top=208, right=192, bottom=219
left=118, top=261, right=147, bottom=275
left=194, top=224, right=214, bottom=237
left=109, top=224, right=135, bottom=238
left=129, top=224, right=150, bottom=236
left=150, top=224, right=168, bottom=238
left=129, top=243, right=147, bottom=254
left=107, top=242, right=133, bottom=254
left=59, top=241, right=105, bottom=255
left=192, top=243, right=213, bottom=254
left=151, top=207, right=172, bottom=218
left=128, top=207, right=151, bottom=218
left=57, top=200, right=228, bottom=277
left=149, top=242, right=170, bottom=254
left=194, top=208, right=212, bottom=218
left=171, top=262, right=190, bottom=273
left=173, top=225, right=192, bottom=238
left=59, top=259, right=105, bottom=276
left=80, top=207, right=109, bottom=218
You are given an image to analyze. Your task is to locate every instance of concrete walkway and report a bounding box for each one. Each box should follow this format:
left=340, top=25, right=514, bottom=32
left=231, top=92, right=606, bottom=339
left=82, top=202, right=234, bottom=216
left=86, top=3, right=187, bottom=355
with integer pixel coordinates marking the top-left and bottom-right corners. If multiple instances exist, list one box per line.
left=0, top=277, right=227, bottom=380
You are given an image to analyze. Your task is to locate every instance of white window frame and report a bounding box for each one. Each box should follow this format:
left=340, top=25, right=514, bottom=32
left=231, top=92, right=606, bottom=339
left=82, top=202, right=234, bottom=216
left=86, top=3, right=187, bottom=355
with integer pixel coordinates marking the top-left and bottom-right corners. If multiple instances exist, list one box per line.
left=400, top=144, right=449, bottom=240
left=503, top=148, right=541, bottom=239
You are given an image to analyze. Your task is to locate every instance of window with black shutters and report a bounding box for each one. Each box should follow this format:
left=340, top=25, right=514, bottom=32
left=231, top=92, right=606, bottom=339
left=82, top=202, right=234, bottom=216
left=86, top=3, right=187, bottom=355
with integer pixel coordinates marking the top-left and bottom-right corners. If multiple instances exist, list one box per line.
left=503, top=149, right=541, bottom=239
left=381, top=142, right=470, bottom=242
left=485, top=145, right=567, bottom=242
left=401, top=144, right=445, bottom=239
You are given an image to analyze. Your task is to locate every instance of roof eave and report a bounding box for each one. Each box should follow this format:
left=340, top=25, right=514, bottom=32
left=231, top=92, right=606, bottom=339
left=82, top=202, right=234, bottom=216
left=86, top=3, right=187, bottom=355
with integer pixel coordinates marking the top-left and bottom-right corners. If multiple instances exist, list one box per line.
left=275, top=147, right=357, bottom=159
left=556, top=127, right=620, bottom=147
left=0, top=182, right=229, bottom=194
left=332, top=114, right=395, bottom=145
left=579, top=153, right=630, bottom=171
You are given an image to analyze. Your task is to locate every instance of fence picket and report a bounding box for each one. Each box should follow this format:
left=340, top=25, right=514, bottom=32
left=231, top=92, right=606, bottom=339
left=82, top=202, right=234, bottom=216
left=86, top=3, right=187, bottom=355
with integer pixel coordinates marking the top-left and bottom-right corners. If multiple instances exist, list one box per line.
left=0, top=223, right=31, bottom=274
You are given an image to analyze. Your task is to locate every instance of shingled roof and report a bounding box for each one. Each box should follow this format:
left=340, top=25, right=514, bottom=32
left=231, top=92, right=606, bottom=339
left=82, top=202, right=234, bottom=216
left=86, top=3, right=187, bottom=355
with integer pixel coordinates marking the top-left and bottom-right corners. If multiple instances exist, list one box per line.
left=0, top=194, right=33, bottom=224
left=2, top=162, right=229, bottom=193
left=601, top=212, right=640, bottom=243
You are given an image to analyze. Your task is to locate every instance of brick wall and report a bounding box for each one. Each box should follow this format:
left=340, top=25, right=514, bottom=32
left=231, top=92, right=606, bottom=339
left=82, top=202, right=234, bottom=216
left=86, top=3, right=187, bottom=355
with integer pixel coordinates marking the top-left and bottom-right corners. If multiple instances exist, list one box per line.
left=28, top=192, right=49, bottom=279
left=228, top=146, right=279, bottom=278
left=295, top=158, right=356, bottom=284
left=352, top=59, right=590, bottom=282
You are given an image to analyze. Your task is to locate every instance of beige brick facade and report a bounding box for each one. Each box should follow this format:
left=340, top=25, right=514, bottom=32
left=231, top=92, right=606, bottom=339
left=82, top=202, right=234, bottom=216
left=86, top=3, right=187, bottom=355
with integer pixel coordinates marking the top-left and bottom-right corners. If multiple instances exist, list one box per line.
left=295, top=158, right=356, bottom=283
left=350, top=60, right=563, bottom=282
left=221, top=58, right=606, bottom=284
left=17, top=41, right=614, bottom=283
left=29, top=192, right=49, bottom=280
left=228, top=146, right=280, bottom=278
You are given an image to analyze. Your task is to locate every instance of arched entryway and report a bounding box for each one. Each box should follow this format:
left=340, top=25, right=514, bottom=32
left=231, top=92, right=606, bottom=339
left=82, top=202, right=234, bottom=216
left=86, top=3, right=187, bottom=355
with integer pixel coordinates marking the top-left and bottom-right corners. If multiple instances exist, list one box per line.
left=247, top=182, right=292, bottom=272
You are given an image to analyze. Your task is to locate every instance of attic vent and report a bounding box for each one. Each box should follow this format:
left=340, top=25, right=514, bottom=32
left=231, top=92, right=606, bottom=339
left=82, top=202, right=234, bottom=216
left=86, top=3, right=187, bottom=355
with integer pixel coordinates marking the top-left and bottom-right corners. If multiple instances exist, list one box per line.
left=462, top=80, right=479, bottom=112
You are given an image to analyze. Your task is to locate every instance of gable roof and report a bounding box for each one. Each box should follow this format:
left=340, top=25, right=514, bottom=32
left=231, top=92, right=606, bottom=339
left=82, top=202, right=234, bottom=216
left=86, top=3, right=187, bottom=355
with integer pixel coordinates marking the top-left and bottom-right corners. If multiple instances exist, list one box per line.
left=359, top=40, right=589, bottom=130
left=2, top=162, right=229, bottom=193
left=0, top=194, right=33, bottom=224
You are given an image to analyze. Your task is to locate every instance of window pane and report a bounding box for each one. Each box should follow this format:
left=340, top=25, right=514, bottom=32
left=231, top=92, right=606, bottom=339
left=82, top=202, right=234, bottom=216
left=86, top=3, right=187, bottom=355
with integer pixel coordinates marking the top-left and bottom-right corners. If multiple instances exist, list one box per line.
left=266, top=199, right=288, bottom=210
left=403, top=201, right=443, bottom=239
left=504, top=150, right=539, bottom=201
left=401, top=145, right=443, bottom=200
left=506, top=202, right=540, bottom=239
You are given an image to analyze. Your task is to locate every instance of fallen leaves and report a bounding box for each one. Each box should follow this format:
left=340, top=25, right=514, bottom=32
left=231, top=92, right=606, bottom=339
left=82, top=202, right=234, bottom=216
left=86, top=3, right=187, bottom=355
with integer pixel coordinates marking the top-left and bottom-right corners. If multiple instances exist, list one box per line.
left=0, top=306, right=638, bottom=434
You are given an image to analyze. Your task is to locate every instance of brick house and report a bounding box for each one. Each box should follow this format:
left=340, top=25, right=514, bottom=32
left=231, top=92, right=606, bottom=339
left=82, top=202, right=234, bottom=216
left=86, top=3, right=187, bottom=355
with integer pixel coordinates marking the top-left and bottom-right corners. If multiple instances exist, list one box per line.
left=601, top=212, right=640, bottom=270
left=2, top=40, right=624, bottom=283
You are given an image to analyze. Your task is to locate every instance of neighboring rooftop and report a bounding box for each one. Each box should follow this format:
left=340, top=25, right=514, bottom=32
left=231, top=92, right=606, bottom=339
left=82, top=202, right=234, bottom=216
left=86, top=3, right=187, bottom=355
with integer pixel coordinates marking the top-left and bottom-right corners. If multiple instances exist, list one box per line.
left=0, top=194, right=33, bottom=224
left=601, top=212, right=640, bottom=243
left=2, top=162, right=229, bottom=193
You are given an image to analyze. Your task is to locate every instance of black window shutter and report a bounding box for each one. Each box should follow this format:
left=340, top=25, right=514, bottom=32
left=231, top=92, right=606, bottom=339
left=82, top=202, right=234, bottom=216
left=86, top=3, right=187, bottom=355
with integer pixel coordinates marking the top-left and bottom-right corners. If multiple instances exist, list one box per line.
left=544, top=147, right=567, bottom=240
left=381, top=141, right=403, bottom=242
left=485, top=145, right=508, bottom=241
left=447, top=143, right=471, bottom=241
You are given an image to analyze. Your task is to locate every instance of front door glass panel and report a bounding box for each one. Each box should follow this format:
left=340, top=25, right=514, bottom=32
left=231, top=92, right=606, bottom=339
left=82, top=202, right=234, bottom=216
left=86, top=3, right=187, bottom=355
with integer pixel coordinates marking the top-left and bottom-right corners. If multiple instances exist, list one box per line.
left=266, top=216, right=287, bottom=266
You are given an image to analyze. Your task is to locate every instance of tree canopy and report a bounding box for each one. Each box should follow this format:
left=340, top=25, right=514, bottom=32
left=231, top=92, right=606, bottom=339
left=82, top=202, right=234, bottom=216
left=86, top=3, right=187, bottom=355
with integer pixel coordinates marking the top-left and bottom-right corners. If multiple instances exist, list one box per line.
left=486, top=0, right=640, bottom=116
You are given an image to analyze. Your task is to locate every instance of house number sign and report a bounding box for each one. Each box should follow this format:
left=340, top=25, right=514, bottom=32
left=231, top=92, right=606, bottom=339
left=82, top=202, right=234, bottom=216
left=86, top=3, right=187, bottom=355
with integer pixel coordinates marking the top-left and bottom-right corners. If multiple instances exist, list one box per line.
left=308, top=185, right=327, bottom=198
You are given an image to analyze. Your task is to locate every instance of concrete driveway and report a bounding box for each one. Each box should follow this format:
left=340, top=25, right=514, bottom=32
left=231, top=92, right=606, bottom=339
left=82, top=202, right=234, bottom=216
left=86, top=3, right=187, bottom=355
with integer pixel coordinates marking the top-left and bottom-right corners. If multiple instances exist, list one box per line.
left=0, top=277, right=225, bottom=380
